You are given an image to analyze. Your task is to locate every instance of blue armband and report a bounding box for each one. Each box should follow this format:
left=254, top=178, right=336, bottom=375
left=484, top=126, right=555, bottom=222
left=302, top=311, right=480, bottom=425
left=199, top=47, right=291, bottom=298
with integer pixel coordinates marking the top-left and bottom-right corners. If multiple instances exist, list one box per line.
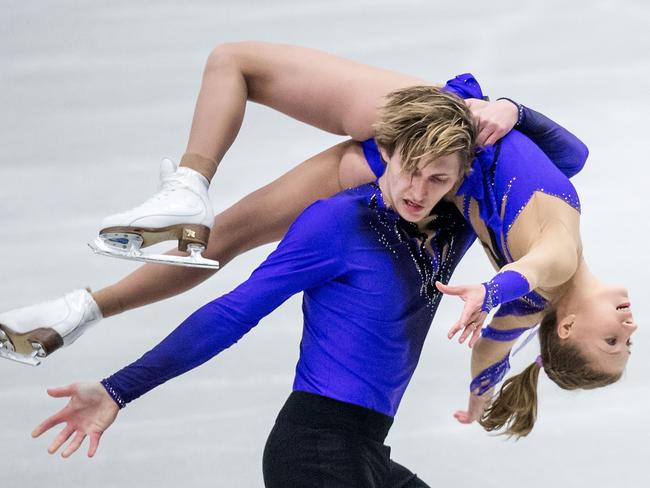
left=481, top=325, right=530, bottom=342
left=481, top=270, right=530, bottom=313
left=470, top=353, right=511, bottom=396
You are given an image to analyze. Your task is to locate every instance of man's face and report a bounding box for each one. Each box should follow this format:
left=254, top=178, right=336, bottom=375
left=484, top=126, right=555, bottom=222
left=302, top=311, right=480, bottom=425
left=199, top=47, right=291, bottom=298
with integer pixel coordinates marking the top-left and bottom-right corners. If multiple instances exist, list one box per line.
left=378, top=149, right=462, bottom=222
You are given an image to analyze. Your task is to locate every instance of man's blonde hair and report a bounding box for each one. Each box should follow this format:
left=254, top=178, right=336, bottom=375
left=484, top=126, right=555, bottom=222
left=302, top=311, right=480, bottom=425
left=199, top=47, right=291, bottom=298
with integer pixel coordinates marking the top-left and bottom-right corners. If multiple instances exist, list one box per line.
left=374, top=86, right=476, bottom=175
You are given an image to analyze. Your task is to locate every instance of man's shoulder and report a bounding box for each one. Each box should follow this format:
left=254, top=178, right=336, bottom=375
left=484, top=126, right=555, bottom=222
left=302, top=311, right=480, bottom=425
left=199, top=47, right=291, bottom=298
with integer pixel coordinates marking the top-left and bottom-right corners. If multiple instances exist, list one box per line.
left=300, top=184, right=373, bottom=222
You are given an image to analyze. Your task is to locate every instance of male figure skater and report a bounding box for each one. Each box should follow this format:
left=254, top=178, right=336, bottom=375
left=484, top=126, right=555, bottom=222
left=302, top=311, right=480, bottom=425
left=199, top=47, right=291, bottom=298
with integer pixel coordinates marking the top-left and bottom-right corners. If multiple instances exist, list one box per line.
left=32, top=86, right=476, bottom=488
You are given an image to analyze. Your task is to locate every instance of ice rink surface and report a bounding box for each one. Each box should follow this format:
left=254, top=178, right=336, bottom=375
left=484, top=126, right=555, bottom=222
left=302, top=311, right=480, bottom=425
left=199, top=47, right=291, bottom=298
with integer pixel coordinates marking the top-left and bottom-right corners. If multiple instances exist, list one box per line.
left=1, top=1, right=648, bottom=486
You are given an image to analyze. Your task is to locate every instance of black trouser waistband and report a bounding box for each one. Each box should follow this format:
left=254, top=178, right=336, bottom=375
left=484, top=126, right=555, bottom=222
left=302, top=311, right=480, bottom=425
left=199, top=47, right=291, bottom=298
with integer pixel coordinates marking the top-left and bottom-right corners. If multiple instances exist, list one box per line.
left=275, top=391, right=394, bottom=443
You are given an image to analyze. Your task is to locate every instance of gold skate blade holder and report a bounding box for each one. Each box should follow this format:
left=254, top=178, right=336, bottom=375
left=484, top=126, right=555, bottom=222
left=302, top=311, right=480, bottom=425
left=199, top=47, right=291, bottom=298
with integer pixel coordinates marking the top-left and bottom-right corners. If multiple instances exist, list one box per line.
left=88, top=232, right=220, bottom=269
left=99, top=224, right=210, bottom=251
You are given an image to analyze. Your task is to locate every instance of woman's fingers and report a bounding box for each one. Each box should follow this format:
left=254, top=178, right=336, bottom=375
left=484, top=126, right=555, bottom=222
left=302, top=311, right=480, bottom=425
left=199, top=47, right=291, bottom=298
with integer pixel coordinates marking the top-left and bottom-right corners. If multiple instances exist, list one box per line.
left=447, top=320, right=463, bottom=339
left=458, top=320, right=478, bottom=344
left=453, top=410, right=472, bottom=424
left=477, top=125, right=494, bottom=146
left=468, top=324, right=483, bottom=348
left=435, top=281, right=465, bottom=297
left=483, top=133, right=498, bottom=146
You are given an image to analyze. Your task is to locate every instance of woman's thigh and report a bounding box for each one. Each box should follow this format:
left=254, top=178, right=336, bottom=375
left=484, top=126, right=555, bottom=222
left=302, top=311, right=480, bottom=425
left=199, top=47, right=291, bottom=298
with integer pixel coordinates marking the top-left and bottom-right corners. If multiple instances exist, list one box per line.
left=228, top=41, right=427, bottom=140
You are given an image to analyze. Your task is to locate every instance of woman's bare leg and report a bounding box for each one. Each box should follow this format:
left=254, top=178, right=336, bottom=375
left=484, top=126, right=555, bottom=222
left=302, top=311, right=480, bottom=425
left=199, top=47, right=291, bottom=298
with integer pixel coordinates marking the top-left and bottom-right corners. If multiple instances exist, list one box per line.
left=97, top=41, right=420, bottom=314
left=95, top=141, right=374, bottom=317
left=182, top=41, right=425, bottom=179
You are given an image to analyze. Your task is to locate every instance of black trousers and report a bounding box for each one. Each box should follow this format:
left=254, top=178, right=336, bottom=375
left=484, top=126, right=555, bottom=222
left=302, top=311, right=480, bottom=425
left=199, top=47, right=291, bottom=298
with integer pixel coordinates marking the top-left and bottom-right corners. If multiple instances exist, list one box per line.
left=263, top=391, right=430, bottom=488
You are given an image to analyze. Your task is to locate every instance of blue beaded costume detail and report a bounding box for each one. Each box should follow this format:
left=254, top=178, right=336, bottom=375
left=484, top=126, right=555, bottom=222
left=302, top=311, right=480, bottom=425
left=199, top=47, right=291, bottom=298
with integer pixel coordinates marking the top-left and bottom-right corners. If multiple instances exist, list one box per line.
left=443, top=74, right=588, bottom=395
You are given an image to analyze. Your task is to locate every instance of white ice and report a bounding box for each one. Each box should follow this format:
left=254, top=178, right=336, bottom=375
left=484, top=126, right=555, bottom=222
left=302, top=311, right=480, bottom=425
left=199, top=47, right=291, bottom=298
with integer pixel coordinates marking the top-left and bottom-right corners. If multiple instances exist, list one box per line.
left=1, top=1, right=648, bottom=486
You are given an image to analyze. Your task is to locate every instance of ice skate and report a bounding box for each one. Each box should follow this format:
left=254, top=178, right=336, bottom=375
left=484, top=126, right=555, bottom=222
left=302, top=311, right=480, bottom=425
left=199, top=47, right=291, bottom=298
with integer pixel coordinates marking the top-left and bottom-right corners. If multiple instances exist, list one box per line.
left=89, top=159, right=219, bottom=269
left=0, top=289, right=102, bottom=366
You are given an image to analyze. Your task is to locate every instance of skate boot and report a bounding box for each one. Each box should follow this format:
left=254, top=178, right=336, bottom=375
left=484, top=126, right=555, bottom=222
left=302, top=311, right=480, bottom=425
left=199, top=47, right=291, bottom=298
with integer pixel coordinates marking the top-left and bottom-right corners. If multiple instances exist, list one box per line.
left=89, top=159, right=219, bottom=269
left=0, top=289, right=102, bottom=366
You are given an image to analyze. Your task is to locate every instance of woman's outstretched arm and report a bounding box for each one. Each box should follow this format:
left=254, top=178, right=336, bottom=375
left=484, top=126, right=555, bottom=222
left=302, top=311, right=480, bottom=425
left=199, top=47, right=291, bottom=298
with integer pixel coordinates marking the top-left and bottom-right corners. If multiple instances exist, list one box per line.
left=437, top=192, right=581, bottom=346
left=452, top=310, right=542, bottom=424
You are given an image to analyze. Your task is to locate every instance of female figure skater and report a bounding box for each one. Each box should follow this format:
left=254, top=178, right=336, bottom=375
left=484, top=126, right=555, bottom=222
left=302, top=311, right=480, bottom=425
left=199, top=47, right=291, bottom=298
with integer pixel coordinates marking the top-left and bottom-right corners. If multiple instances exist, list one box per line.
left=2, top=43, right=636, bottom=437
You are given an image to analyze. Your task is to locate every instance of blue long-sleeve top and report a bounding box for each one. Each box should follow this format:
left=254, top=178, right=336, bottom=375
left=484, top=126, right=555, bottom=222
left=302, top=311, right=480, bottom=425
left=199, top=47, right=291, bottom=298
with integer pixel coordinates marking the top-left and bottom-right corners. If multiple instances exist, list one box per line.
left=103, top=184, right=475, bottom=417
left=102, top=73, right=589, bottom=413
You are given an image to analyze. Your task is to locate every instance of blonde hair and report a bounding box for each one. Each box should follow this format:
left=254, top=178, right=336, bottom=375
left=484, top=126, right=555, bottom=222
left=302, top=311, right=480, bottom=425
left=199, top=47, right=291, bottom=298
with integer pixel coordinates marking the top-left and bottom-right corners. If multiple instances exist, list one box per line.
left=479, top=308, right=623, bottom=438
left=374, top=86, right=476, bottom=175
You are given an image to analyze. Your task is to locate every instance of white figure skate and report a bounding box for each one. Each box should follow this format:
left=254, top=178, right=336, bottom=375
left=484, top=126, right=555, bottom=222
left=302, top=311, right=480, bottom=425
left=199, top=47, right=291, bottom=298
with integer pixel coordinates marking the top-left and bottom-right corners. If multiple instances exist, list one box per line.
left=89, top=159, right=219, bottom=269
left=0, top=289, right=102, bottom=366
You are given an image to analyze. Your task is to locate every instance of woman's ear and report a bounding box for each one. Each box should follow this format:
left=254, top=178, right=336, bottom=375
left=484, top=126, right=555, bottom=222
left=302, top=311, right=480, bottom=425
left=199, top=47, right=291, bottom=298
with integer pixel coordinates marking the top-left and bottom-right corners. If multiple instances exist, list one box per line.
left=556, top=313, right=576, bottom=339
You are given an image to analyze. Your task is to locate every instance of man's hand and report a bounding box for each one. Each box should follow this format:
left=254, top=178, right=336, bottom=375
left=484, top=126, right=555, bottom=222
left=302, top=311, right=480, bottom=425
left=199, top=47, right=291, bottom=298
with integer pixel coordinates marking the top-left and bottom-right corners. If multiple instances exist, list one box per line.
left=435, top=281, right=487, bottom=348
left=32, top=382, right=119, bottom=458
left=466, top=98, right=518, bottom=146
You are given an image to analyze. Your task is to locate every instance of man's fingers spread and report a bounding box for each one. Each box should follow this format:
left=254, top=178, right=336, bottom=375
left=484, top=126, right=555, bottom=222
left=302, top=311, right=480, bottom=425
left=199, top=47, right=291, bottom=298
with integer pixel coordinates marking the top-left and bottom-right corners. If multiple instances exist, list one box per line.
left=47, top=385, right=75, bottom=398
left=48, top=424, right=75, bottom=455
left=88, top=432, right=102, bottom=458
left=62, top=432, right=87, bottom=458
left=32, top=412, right=65, bottom=438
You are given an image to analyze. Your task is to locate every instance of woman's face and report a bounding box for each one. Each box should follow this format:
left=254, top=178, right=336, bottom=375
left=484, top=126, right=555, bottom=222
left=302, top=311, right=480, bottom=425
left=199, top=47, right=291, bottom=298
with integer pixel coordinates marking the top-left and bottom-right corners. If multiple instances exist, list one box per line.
left=378, top=149, right=461, bottom=223
left=564, top=283, right=637, bottom=374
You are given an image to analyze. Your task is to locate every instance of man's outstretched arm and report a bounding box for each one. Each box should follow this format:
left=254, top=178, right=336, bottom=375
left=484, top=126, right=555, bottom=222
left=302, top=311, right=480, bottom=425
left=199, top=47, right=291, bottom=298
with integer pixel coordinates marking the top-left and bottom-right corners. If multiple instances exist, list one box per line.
left=32, top=200, right=346, bottom=457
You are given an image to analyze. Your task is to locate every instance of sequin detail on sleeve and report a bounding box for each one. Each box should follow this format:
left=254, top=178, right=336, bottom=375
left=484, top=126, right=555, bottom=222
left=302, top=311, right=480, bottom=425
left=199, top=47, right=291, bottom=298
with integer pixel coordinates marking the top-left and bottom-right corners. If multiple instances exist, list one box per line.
left=101, top=378, right=126, bottom=409
left=481, top=270, right=530, bottom=313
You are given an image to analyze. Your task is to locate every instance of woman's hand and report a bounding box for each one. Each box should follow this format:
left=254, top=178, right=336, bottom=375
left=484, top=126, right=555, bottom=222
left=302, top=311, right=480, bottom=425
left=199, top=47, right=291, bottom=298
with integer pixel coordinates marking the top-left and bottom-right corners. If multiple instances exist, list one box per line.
left=32, top=382, right=119, bottom=458
left=435, top=281, right=487, bottom=348
left=466, top=98, right=518, bottom=146
left=454, top=392, right=491, bottom=424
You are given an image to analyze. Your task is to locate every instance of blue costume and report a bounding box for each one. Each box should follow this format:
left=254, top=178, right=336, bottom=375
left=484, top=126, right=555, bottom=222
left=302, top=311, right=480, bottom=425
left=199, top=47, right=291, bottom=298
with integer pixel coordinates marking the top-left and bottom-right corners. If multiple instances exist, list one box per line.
left=101, top=73, right=588, bottom=415
left=102, top=182, right=474, bottom=416
left=443, top=74, right=587, bottom=394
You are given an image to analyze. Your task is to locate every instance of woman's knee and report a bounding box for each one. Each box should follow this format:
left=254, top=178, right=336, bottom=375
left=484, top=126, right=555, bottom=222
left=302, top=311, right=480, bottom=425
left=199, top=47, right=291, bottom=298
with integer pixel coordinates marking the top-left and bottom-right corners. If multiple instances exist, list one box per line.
left=204, top=42, right=248, bottom=75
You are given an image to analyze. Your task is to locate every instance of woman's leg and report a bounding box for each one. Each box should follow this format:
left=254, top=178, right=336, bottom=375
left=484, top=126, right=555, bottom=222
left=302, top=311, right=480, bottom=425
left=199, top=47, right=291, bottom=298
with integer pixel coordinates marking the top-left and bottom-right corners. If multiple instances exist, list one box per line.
left=0, top=141, right=373, bottom=360
left=94, top=141, right=374, bottom=317
left=183, top=41, right=426, bottom=180
left=96, top=41, right=425, bottom=265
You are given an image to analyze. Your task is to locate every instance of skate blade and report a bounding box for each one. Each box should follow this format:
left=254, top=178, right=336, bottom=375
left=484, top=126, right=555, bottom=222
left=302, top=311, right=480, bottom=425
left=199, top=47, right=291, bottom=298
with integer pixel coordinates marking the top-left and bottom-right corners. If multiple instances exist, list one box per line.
left=88, top=237, right=220, bottom=270
left=0, top=343, right=41, bottom=366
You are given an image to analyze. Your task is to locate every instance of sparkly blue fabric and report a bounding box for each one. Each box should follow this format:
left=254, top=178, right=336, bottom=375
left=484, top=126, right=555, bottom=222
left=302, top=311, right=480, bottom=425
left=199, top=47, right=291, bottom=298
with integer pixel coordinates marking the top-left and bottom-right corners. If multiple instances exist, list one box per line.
left=470, top=353, right=511, bottom=396
left=445, top=73, right=585, bottom=315
left=481, top=326, right=530, bottom=342
left=102, top=183, right=475, bottom=417
left=444, top=73, right=588, bottom=394
left=362, top=139, right=386, bottom=178
left=481, top=270, right=530, bottom=313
